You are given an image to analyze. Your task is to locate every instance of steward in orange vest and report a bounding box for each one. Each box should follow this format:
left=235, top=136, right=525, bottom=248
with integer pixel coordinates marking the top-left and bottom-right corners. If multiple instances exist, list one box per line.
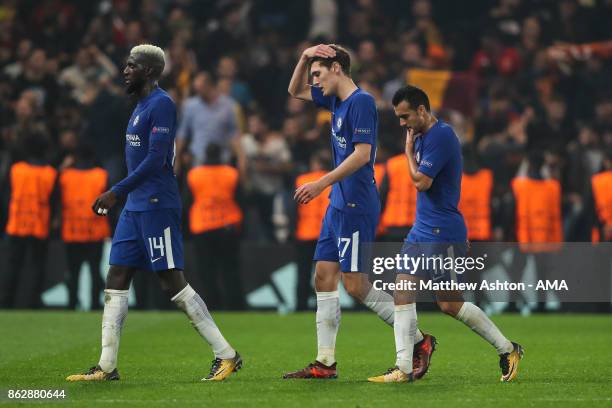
left=295, top=150, right=332, bottom=310
left=187, top=164, right=243, bottom=235
left=590, top=152, right=612, bottom=241
left=509, top=152, right=563, bottom=312
left=459, top=168, right=493, bottom=241
left=512, top=175, right=562, bottom=253
left=58, top=144, right=110, bottom=310
left=187, top=143, right=245, bottom=310
left=295, top=170, right=331, bottom=242
left=3, top=133, right=56, bottom=308
left=379, top=154, right=417, bottom=241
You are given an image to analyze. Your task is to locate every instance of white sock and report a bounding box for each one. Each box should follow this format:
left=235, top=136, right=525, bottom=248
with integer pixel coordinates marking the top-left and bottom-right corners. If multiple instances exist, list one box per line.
left=364, top=288, right=424, bottom=343
left=315, top=291, right=340, bottom=366
left=172, top=284, right=235, bottom=359
left=98, top=289, right=129, bottom=372
left=394, top=303, right=417, bottom=374
left=456, top=302, right=513, bottom=354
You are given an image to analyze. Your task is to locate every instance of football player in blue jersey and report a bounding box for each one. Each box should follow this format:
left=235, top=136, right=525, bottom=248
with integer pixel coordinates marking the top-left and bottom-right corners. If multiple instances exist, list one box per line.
left=368, top=85, right=523, bottom=383
left=66, top=44, right=241, bottom=382
left=283, top=45, right=435, bottom=380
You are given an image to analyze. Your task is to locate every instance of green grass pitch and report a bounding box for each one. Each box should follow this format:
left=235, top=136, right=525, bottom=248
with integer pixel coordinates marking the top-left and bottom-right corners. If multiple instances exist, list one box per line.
left=1, top=311, right=611, bottom=407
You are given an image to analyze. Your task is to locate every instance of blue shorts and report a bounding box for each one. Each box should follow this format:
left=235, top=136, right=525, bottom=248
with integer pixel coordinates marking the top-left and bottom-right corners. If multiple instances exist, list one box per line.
left=313, top=206, right=379, bottom=273
left=109, top=208, right=184, bottom=272
left=400, top=235, right=468, bottom=283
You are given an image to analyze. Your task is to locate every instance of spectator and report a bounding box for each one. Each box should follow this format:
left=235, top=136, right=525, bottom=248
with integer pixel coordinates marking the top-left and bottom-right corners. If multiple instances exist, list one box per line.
left=12, top=48, right=59, bottom=115
left=241, top=111, right=292, bottom=242
left=59, top=45, right=118, bottom=103
left=216, top=55, right=254, bottom=111
left=175, top=71, right=244, bottom=175
left=2, top=131, right=57, bottom=308
left=187, top=143, right=245, bottom=310
left=58, top=142, right=110, bottom=310
left=294, top=149, right=332, bottom=310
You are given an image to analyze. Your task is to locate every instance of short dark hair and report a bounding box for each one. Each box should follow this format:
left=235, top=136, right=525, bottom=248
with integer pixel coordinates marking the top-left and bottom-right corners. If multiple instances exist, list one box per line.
left=392, top=85, right=431, bottom=112
left=309, top=44, right=351, bottom=76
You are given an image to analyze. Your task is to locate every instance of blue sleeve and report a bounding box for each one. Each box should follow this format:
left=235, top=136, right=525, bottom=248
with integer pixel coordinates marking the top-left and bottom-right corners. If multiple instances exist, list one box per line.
left=418, top=130, right=453, bottom=179
left=350, top=94, right=377, bottom=145
left=111, top=98, right=176, bottom=196
left=311, top=86, right=334, bottom=110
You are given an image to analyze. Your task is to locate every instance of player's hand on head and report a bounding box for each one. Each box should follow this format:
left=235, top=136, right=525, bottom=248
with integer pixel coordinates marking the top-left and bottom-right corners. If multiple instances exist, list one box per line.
left=294, top=180, right=325, bottom=204
left=92, top=190, right=118, bottom=216
left=302, top=44, right=336, bottom=60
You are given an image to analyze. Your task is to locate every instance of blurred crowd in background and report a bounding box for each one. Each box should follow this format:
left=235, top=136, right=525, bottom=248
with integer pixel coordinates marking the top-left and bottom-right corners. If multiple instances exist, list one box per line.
left=0, top=0, right=611, bottom=309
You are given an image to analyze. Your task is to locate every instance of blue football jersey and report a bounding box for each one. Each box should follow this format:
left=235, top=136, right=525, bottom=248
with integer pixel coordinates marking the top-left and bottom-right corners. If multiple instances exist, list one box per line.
left=311, top=86, right=380, bottom=215
left=409, top=120, right=467, bottom=242
left=112, top=87, right=181, bottom=211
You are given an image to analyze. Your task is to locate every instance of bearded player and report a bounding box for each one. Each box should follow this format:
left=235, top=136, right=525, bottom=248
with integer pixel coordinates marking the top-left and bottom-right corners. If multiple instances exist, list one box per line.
left=368, top=85, right=523, bottom=383
left=283, top=44, right=435, bottom=380
left=66, top=44, right=241, bottom=382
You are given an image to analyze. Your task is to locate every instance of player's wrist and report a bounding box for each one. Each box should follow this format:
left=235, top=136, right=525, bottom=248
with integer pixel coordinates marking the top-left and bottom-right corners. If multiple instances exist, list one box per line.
left=317, top=175, right=331, bottom=189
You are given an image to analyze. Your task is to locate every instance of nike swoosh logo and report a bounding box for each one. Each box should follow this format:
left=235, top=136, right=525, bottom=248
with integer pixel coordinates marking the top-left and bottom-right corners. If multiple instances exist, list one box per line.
left=151, top=257, right=163, bottom=263
left=339, top=258, right=345, bottom=263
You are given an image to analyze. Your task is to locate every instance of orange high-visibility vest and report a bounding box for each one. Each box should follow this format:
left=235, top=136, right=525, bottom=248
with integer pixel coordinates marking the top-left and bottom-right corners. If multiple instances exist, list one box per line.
left=511, top=177, right=562, bottom=252
left=296, top=171, right=331, bottom=241
left=6, top=161, right=57, bottom=239
left=60, top=167, right=111, bottom=242
left=381, top=154, right=417, bottom=228
left=591, top=171, right=612, bottom=240
left=374, top=163, right=385, bottom=189
left=374, top=163, right=386, bottom=235
left=187, top=165, right=243, bottom=234
left=459, top=169, right=493, bottom=241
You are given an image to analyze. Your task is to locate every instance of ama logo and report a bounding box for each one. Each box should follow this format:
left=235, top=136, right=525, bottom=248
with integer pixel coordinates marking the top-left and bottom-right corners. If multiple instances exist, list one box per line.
left=336, top=117, right=342, bottom=129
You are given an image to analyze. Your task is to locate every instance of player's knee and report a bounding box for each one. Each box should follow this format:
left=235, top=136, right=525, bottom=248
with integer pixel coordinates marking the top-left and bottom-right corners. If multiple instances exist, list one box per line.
left=314, top=266, right=338, bottom=292
left=314, top=272, right=332, bottom=292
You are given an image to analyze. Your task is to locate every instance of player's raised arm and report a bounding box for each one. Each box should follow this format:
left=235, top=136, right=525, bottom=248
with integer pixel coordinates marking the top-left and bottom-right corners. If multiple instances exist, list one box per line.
left=288, top=44, right=336, bottom=101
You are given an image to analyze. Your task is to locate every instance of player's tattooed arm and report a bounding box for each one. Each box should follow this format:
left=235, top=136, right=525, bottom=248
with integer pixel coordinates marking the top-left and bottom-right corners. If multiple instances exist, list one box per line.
left=405, top=128, right=433, bottom=192
left=288, top=44, right=335, bottom=101
left=294, top=143, right=371, bottom=204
